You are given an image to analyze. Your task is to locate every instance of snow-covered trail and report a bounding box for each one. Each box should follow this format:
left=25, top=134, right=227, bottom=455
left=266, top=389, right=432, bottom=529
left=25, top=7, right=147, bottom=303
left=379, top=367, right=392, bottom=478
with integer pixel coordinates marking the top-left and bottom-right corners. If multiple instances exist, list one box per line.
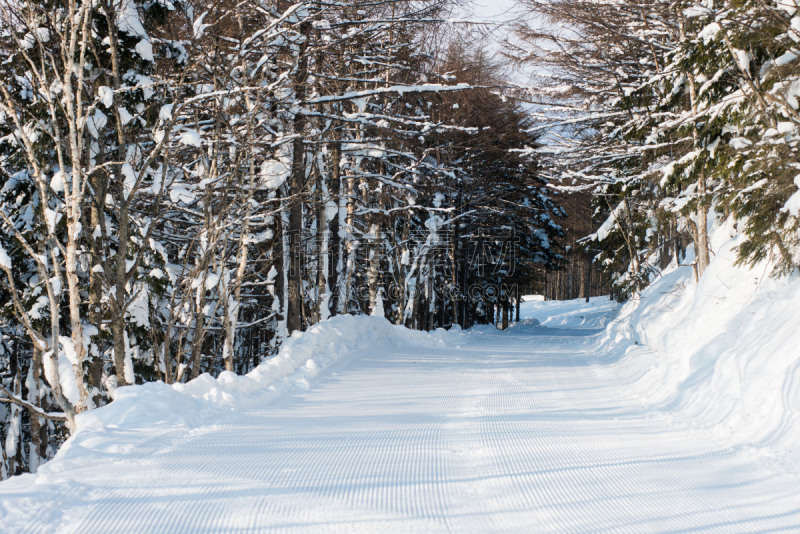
left=3, top=299, right=800, bottom=533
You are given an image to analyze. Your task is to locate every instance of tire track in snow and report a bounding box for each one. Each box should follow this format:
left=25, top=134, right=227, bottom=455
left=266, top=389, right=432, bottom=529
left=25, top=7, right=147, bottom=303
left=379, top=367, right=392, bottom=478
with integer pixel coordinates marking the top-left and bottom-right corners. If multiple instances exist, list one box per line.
left=64, top=366, right=462, bottom=532
left=3, top=309, right=800, bottom=533
left=443, top=328, right=800, bottom=533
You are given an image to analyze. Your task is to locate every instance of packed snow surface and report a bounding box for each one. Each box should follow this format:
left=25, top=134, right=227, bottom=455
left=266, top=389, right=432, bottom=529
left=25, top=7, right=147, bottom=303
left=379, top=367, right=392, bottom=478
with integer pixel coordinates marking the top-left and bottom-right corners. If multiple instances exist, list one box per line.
left=1, top=226, right=799, bottom=532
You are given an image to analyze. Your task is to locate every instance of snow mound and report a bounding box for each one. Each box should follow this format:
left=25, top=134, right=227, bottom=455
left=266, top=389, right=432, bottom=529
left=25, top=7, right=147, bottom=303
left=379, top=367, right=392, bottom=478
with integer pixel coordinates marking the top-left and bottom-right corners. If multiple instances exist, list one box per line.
left=57, top=315, right=454, bottom=463
left=613, top=219, right=800, bottom=470
left=175, top=314, right=451, bottom=408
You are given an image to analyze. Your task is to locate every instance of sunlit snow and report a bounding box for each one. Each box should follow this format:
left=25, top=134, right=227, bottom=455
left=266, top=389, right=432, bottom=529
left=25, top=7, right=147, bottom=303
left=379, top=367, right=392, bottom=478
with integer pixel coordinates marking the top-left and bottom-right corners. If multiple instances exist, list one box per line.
left=1, top=223, right=799, bottom=531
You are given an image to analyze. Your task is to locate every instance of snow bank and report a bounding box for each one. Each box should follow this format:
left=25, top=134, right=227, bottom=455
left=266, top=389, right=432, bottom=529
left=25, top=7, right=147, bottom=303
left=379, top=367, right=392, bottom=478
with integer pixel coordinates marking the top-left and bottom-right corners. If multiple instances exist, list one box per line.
left=613, top=219, right=800, bottom=470
left=175, top=314, right=451, bottom=408
left=57, top=315, right=454, bottom=463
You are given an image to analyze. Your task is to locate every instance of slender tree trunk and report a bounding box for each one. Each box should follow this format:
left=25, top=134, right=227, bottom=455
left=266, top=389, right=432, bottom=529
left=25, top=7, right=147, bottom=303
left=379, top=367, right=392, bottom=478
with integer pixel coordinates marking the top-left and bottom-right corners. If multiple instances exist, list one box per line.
left=340, top=168, right=358, bottom=315
left=314, top=162, right=331, bottom=323
left=584, top=254, right=591, bottom=303
left=84, top=126, right=107, bottom=400
left=28, top=347, right=46, bottom=472
left=328, top=143, right=342, bottom=316
left=222, top=175, right=254, bottom=372
left=287, top=21, right=311, bottom=334
left=189, top=276, right=208, bottom=380
left=695, top=202, right=710, bottom=276
left=679, top=10, right=710, bottom=278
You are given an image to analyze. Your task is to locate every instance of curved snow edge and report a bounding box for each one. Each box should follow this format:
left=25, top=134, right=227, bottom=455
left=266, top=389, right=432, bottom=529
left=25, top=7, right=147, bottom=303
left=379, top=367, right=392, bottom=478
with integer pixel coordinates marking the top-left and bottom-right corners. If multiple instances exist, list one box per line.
left=605, top=219, right=800, bottom=470
left=54, top=315, right=460, bottom=464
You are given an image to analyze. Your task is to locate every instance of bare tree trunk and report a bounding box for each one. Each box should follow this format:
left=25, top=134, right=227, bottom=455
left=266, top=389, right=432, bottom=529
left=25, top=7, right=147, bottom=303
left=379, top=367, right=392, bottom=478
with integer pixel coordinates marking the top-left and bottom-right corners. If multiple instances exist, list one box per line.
left=110, top=193, right=131, bottom=387
left=314, top=160, right=331, bottom=323
left=327, top=143, right=342, bottom=317
left=695, top=202, right=710, bottom=276
left=28, top=347, right=46, bottom=472
left=584, top=254, right=591, bottom=303
left=368, top=222, right=381, bottom=314
left=5, top=370, right=22, bottom=475
left=287, top=20, right=311, bottom=334
left=340, top=168, right=358, bottom=315
left=222, top=174, right=254, bottom=372
left=621, top=198, right=641, bottom=288
left=188, top=189, right=215, bottom=381
left=189, top=278, right=208, bottom=380
left=680, top=10, right=710, bottom=278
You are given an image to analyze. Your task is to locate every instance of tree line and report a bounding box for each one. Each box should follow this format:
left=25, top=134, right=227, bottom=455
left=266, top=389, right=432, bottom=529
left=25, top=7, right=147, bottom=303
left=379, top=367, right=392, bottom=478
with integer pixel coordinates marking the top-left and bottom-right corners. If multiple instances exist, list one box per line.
left=514, top=0, right=800, bottom=298
left=0, top=0, right=563, bottom=477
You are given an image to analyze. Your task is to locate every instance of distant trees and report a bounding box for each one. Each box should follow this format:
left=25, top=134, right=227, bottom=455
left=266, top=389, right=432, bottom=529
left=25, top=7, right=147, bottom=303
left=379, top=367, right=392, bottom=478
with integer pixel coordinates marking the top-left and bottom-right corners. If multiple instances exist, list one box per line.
left=426, top=40, right=563, bottom=327
left=0, top=1, right=562, bottom=477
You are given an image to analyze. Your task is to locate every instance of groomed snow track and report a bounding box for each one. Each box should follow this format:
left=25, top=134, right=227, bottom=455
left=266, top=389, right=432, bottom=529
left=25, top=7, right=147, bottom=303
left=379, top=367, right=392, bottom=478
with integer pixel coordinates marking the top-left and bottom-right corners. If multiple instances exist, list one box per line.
left=2, top=299, right=799, bottom=533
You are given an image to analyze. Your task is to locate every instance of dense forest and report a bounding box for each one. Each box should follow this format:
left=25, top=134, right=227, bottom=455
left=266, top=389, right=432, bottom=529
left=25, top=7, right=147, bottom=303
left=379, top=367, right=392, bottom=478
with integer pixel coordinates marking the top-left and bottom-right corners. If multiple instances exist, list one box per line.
left=0, top=0, right=564, bottom=477
left=2, top=0, right=800, bottom=480
left=515, top=0, right=800, bottom=298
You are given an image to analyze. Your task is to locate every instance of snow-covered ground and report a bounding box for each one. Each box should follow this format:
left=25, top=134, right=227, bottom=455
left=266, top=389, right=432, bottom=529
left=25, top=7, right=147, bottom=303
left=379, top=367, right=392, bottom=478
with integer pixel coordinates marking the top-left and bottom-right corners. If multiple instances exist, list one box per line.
left=1, top=224, right=799, bottom=532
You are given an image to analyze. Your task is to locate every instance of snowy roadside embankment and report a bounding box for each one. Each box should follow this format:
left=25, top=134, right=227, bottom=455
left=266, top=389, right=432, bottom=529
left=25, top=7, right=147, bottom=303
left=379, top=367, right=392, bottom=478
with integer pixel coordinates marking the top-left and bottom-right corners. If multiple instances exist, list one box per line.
left=613, top=220, right=800, bottom=470
left=54, top=315, right=455, bottom=465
